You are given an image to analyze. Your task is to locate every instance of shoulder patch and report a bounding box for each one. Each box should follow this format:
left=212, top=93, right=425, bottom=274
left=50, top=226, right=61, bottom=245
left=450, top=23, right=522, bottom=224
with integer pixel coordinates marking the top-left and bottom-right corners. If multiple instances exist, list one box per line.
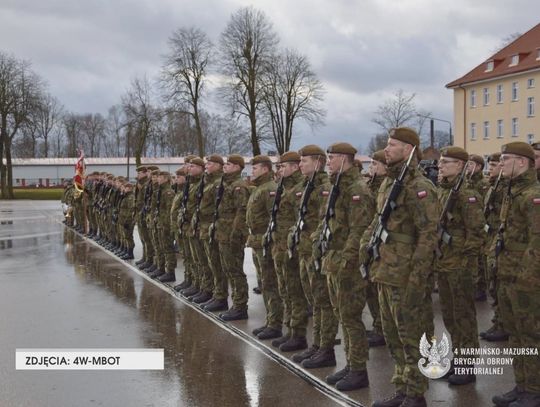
left=468, top=196, right=477, bottom=203
left=533, top=198, right=540, bottom=205
left=295, top=191, right=303, bottom=198
left=417, top=190, right=427, bottom=199
left=321, top=190, right=329, bottom=197
left=235, top=186, right=241, bottom=191
left=269, top=191, right=276, bottom=197
left=352, top=195, right=361, bottom=201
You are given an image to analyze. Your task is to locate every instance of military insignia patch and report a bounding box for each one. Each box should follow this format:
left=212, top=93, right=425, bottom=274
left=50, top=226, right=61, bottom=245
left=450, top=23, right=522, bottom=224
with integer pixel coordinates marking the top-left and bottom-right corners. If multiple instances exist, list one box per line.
left=296, top=191, right=303, bottom=197
left=321, top=191, right=329, bottom=196
left=468, top=197, right=477, bottom=203
left=417, top=190, right=427, bottom=199
left=352, top=195, right=360, bottom=201
left=235, top=186, right=241, bottom=191
left=269, top=191, right=276, bottom=196
left=533, top=198, right=540, bottom=205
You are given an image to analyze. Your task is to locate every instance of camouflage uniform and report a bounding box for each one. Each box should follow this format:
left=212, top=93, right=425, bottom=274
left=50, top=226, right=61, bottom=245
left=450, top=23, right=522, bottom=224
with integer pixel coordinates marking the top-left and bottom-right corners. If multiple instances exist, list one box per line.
left=149, top=178, right=161, bottom=269
left=156, top=180, right=176, bottom=275
left=246, top=171, right=283, bottom=330
left=118, top=189, right=135, bottom=254
left=361, top=162, right=438, bottom=398
left=216, top=170, right=250, bottom=311
left=136, top=177, right=153, bottom=265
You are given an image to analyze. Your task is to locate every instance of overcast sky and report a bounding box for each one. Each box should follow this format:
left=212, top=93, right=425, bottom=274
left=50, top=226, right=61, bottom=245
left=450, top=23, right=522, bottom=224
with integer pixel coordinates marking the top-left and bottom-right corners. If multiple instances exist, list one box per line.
left=1, top=0, right=539, bottom=153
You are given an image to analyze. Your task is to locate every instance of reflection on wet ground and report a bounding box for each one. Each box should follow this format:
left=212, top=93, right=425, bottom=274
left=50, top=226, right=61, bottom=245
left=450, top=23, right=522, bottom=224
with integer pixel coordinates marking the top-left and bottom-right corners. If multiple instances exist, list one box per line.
left=0, top=201, right=516, bottom=406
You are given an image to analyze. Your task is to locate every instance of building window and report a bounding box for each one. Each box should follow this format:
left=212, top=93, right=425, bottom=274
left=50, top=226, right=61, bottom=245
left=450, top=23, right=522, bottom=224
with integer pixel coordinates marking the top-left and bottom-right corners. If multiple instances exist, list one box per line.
left=528, top=78, right=535, bottom=88
left=485, top=61, right=494, bottom=72
left=527, top=134, right=535, bottom=144
left=483, top=87, right=490, bottom=105
left=470, top=122, right=477, bottom=140
left=512, top=82, right=518, bottom=101
left=497, top=84, right=503, bottom=103
left=510, top=54, right=519, bottom=66
left=528, top=97, right=535, bottom=116
left=483, top=121, right=490, bottom=139
left=470, top=89, right=476, bottom=107
left=497, top=119, right=504, bottom=138
left=512, top=118, right=519, bottom=137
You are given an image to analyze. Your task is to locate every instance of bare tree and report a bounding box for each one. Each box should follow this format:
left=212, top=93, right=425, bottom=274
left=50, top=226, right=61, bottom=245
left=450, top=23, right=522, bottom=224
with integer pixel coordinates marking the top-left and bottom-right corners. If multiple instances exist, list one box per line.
left=63, top=112, right=81, bottom=157
left=33, top=93, right=63, bottom=157
left=79, top=113, right=106, bottom=157
left=161, top=27, right=212, bottom=157
left=261, top=48, right=325, bottom=154
left=219, top=6, right=278, bottom=156
left=103, top=105, right=125, bottom=157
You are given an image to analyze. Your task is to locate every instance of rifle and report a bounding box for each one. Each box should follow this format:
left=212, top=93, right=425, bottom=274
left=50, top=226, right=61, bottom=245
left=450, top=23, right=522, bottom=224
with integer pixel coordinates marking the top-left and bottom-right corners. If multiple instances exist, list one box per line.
left=435, top=161, right=470, bottom=259
left=142, top=183, right=153, bottom=217
left=495, top=162, right=514, bottom=258
left=191, top=174, right=206, bottom=237
left=483, top=169, right=503, bottom=234
left=314, top=157, right=346, bottom=272
left=288, top=157, right=321, bottom=258
left=153, top=186, right=162, bottom=223
left=360, top=147, right=417, bottom=279
left=262, top=176, right=285, bottom=257
left=178, top=175, right=191, bottom=237
left=208, top=175, right=225, bottom=245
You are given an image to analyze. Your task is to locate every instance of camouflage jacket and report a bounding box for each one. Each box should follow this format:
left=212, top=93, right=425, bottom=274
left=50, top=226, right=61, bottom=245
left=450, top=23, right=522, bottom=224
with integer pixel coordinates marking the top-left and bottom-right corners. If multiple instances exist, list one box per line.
left=156, top=182, right=175, bottom=229
left=170, top=185, right=184, bottom=234
left=318, top=166, right=375, bottom=274
left=135, top=178, right=148, bottom=221
left=147, top=181, right=159, bottom=224
left=435, top=176, right=484, bottom=271
left=246, top=171, right=276, bottom=249
left=192, top=170, right=223, bottom=240
left=215, top=171, right=250, bottom=244
left=483, top=176, right=507, bottom=251
left=273, top=170, right=304, bottom=250
left=492, top=168, right=540, bottom=289
left=118, top=191, right=135, bottom=227
left=185, top=173, right=203, bottom=236
left=367, top=175, right=384, bottom=197
left=360, top=163, right=438, bottom=287
left=468, top=171, right=490, bottom=201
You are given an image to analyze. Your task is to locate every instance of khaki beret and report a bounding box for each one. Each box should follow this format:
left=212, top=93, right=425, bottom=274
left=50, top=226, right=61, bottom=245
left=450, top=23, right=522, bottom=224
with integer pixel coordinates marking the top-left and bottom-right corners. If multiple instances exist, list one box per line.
left=371, top=149, right=387, bottom=164
left=389, top=127, right=420, bottom=148
left=206, top=154, right=224, bottom=165
left=469, top=154, right=485, bottom=169
left=106, top=175, right=114, bottom=180
left=440, top=146, right=469, bottom=162
left=299, top=144, right=325, bottom=157
left=146, top=165, right=159, bottom=171
left=151, top=170, right=160, bottom=176
left=279, top=151, right=301, bottom=163
left=327, top=142, right=357, bottom=155
left=501, top=142, right=535, bottom=161
left=136, top=166, right=147, bottom=172
left=251, top=155, right=272, bottom=165
left=227, top=154, right=245, bottom=168
left=531, top=142, right=540, bottom=151
left=184, top=154, right=197, bottom=164
left=190, top=157, right=205, bottom=168
left=487, top=152, right=501, bottom=163
left=158, top=171, right=170, bottom=176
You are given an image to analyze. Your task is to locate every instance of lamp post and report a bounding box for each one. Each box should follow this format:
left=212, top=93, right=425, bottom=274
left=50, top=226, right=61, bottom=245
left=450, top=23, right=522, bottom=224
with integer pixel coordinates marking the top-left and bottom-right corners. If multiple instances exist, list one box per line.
left=417, top=114, right=453, bottom=147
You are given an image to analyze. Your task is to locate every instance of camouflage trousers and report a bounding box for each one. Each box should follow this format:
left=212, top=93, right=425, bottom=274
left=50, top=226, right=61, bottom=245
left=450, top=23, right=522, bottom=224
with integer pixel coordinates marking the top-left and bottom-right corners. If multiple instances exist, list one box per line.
left=137, top=216, right=153, bottom=262
left=272, top=247, right=308, bottom=337
left=379, top=283, right=432, bottom=397
left=158, top=226, right=176, bottom=273
left=203, top=238, right=228, bottom=301
left=438, top=264, right=479, bottom=349
left=189, top=235, right=213, bottom=294
left=367, top=281, right=383, bottom=335
left=474, top=253, right=487, bottom=292
left=498, top=282, right=540, bottom=393
left=121, top=223, right=134, bottom=249
left=252, top=247, right=283, bottom=330
left=326, top=262, right=368, bottom=370
left=178, top=233, right=194, bottom=285
left=487, top=257, right=504, bottom=331
left=219, top=240, right=249, bottom=310
left=150, top=219, right=161, bottom=268
left=299, top=253, right=338, bottom=348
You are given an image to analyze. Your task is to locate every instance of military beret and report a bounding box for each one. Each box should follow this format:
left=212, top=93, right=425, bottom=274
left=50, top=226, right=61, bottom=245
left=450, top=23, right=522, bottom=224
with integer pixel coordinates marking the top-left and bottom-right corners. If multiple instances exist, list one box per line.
left=487, top=152, right=501, bottom=162
left=184, top=154, right=197, bottom=164
left=175, top=168, right=186, bottom=176
left=371, top=149, right=387, bottom=164
left=227, top=154, right=245, bottom=168
left=279, top=151, right=301, bottom=163
left=206, top=154, right=224, bottom=165
left=327, top=142, right=357, bottom=155
left=389, top=127, right=420, bottom=148
left=190, top=157, right=205, bottom=168
left=136, top=166, right=147, bottom=172
left=106, top=175, right=114, bottom=180
left=440, top=146, right=469, bottom=162
left=299, top=144, right=325, bottom=157
left=158, top=171, right=170, bottom=176
left=469, top=154, right=485, bottom=168
left=124, top=183, right=134, bottom=188
left=151, top=170, right=160, bottom=176
left=501, top=142, right=535, bottom=161
left=531, top=142, right=540, bottom=151
left=146, top=165, right=159, bottom=171
left=251, top=155, right=272, bottom=165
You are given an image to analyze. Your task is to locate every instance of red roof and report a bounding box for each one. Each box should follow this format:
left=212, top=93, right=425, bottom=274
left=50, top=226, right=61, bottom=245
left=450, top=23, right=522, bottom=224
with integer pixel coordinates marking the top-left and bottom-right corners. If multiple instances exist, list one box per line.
left=446, top=22, right=540, bottom=88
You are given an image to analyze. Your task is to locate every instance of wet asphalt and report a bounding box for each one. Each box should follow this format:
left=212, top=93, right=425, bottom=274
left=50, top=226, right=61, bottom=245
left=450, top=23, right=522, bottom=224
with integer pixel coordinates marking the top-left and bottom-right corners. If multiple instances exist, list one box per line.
left=0, top=201, right=517, bottom=407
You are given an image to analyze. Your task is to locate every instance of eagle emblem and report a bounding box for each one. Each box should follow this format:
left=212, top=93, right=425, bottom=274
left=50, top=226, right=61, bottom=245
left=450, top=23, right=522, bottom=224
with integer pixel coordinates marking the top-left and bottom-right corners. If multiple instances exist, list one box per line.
left=418, top=332, right=452, bottom=379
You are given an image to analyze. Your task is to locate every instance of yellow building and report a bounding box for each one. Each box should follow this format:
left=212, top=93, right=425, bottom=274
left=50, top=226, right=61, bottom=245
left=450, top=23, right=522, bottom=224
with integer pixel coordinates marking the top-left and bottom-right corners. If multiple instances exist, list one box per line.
left=446, top=23, right=540, bottom=159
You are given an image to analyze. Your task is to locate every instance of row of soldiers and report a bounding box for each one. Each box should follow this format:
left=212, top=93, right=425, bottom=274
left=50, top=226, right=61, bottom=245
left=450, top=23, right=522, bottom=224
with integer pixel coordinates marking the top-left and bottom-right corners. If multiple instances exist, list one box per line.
left=62, top=130, right=540, bottom=407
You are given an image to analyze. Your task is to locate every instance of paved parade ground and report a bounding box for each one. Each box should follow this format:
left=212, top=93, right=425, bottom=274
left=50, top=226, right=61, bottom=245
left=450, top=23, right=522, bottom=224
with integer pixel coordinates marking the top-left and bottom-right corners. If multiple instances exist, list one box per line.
left=0, top=200, right=518, bottom=407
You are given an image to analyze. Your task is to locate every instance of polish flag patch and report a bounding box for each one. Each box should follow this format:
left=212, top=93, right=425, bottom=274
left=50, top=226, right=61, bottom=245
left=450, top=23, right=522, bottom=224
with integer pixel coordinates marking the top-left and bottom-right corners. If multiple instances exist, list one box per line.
left=352, top=195, right=361, bottom=201
left=296, top=191, right=303, bottom=197
left=269, top=191, right=276, bottom=197
left=468, top=196, right=477, bottom=203
left=235, top=186, right=241, bottom=191
left=417, top=190, right=427, bottom=199
left=533, top=198, right=540, bottom=205
left=321, top=191, right=329, bottom=197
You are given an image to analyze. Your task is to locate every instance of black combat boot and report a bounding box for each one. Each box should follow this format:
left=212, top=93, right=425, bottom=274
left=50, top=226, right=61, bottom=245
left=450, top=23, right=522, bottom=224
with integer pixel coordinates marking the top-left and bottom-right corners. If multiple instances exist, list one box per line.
left=485, top=329, right=510, bottom=342
left=448, top=365, right=476, bottom=385
left=326, top=365, right=349, bottom=385
left=371, top=391, right=406, bottom=407
left=174, top=279, right=192, bottom=292
left=507, top=391, right=540, bottom=407
left=252, top=326, right=267, bottom=336
left=279, top=336, right=308, bottom=352
left=192, top=291, right=212, bottom=304
left=271, top=334, right=290, bottom=348
left=139, top=261, right=152, bottom=271
left=158, top=272, right=176, bottom=283
left=125, top=247, right=134, bottom=260
left=368, top=331, right=386, bottom=347
left=145, top=264, right=158, bottom=274
left=257, top=327, right=282, bottom=340
left=203, top=299, right=228, bottom=312
left=475, top=289, right=487, bottom=301
left=181, top=286, right=199, bottom=298
left=335, top=369, right=369, bottom=391
left=219, top=308, right=248, bottom=321
left=400, top=395, right=427, bottom=407
left=135, top=258, right=146, bottom=266
left=493, top=386, right=523, bottom=407
left=292, top=345, right=319, bottom=363
left=149, top=269, right=165, bottom=279
left=301, top=347, right=336, bottom=369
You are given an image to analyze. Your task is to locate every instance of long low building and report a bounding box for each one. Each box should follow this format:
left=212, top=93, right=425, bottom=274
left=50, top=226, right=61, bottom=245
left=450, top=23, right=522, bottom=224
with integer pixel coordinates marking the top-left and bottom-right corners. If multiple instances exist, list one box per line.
left=4, top=155, right=372, bottom=187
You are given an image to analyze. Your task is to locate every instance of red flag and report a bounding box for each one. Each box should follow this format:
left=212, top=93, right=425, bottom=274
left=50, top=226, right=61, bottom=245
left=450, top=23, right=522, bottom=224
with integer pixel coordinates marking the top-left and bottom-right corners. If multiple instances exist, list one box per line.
left=73, top=149, right=85, bottom=191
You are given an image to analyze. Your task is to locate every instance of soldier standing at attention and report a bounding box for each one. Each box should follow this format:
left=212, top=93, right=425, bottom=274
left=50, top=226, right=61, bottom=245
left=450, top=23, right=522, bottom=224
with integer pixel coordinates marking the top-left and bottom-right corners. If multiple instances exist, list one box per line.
left=118, top=182, right=135, bottom=260
left=135, top=167, right=151, bottom=269
left=217, top=155, right=250, bottom=321
left=315, top=142, right=374, bottom=391
left=153, top=171, right=176, bottom=283
left=246, top=156, right=284, bottom=341
left=143, top=170, right=161, bottom=275
left=290, top=145, right=339, bottom=369
left=492, top=142, right=540, bottom=407
left=531, top=142, right=540, bottom=181
left=361, top=128, right=437, bottom=407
